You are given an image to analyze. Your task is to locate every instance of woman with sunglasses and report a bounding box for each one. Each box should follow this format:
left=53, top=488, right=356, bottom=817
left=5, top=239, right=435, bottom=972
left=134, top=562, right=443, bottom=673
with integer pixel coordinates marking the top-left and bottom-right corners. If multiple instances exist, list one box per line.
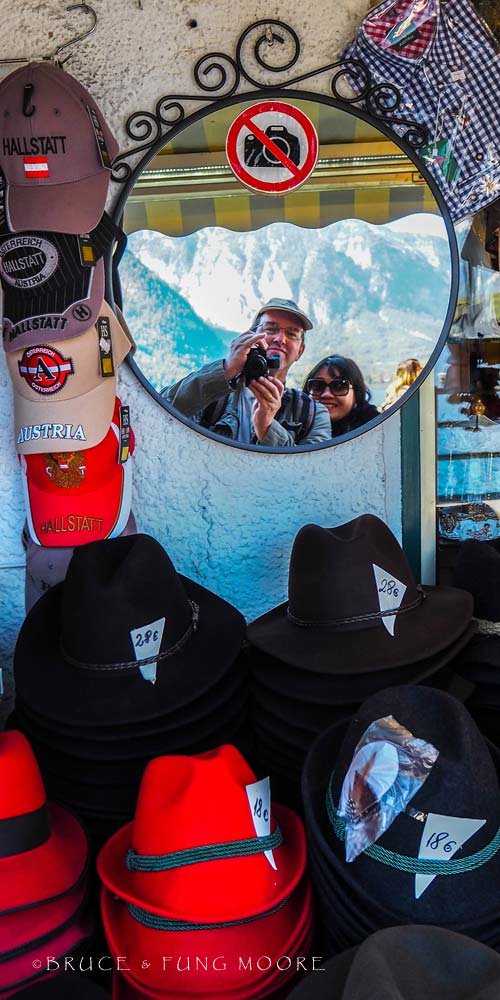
left=303, top=356, right=379, bottom=437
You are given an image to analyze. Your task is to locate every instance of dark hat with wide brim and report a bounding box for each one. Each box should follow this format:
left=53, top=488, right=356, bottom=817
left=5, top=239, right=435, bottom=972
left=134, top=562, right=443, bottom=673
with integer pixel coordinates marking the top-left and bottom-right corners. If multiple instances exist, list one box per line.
left=12, top=675, right=248, bottom=762
left=248, top=517, right=473, bottom=674
left=249, top=622, right=476, bottom=705
left=15, top=657, right=247, bottom=743
left=288, top=925, right=500, bottom=999
left=23, top=701, right=250, bottom=787
left=302, top=685, right=500, bottom=933
left=14, top=534, right=246, bottom=727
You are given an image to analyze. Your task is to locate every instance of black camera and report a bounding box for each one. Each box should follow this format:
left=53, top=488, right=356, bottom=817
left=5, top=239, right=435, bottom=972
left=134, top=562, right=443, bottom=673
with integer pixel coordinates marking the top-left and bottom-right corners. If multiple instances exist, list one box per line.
left=244, top=126, right=300, bottom=168
left=243, top=347, right=281, bottom=386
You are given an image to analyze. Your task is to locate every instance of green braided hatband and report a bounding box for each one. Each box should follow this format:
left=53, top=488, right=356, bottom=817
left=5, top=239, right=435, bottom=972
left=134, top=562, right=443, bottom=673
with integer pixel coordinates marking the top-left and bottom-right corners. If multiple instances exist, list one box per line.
left=126, top=826, right=283, bottom=872
left=128, top=898, right=287, bottom=932
left=326, top=784, right=500, bottom=875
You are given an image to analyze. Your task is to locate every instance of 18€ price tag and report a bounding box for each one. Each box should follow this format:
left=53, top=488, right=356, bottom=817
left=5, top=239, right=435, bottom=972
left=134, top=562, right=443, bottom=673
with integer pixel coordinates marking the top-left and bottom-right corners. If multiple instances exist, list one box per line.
left=246, top=776, right=277, bottom=870
left=416, top=811, right=486, bottom=898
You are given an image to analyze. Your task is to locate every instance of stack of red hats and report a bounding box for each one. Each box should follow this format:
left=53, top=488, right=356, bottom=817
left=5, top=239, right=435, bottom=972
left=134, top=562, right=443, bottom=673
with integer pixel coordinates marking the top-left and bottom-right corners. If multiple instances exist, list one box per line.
left=0, top=61, right=136, bottom=611
left=98, top=744, right=313, bottom=998
left=0, top=731, right=92, bottom=996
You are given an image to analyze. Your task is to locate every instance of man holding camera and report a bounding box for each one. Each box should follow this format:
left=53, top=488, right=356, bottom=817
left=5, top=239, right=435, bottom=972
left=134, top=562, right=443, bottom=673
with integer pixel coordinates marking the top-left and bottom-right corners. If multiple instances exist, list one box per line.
left=163, top=298, right=331, bottom=446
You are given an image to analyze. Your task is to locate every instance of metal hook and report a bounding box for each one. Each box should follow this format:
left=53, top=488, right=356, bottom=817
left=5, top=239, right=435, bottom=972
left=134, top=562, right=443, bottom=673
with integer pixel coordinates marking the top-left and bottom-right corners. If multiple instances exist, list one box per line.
left=0, top=3, right=97, bottom=66
left=52, top=4, right=98, bottom=59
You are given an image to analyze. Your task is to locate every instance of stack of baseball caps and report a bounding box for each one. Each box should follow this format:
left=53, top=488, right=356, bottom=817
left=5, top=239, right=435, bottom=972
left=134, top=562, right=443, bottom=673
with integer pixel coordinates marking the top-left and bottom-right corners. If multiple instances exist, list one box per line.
left=0, top=730, right=92, bottom=995
left=97, top=744, right=313, bottom=998
left=0, top=61, right=136, bottom=610
left=302, top=684, right=500, bottom=957
left=449, top=539, right=500, bottom=744
left=11, top=533, right=249, bottom=844
left=247, top=515, right=475, bottom=808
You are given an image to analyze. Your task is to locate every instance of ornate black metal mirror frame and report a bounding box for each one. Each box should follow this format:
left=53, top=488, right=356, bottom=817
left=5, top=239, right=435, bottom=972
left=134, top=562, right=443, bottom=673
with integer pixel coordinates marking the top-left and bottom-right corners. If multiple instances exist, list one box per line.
left=107, top=19, right=460, bottom=453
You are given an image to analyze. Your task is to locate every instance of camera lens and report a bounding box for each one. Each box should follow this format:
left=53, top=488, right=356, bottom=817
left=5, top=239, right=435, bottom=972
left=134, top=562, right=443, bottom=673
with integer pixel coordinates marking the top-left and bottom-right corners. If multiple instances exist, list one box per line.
left=262, top=138, right=290, bottom=164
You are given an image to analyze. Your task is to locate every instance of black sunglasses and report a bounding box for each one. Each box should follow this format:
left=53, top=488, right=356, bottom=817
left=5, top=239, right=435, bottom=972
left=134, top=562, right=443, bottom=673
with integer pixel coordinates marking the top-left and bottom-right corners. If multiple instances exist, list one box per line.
left=307, top=377, right=352, bottom=397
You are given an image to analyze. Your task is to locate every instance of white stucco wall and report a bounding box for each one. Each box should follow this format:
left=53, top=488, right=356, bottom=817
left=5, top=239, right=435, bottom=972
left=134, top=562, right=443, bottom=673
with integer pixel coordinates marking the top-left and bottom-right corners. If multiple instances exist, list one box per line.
left=0, top=0, right=401, bottom=687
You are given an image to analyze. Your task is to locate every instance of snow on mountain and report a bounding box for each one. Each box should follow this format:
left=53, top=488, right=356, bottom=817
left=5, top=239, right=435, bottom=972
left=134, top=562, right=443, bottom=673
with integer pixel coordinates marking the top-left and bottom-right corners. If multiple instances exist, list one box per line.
left=120, top=216, right=452, bottom=392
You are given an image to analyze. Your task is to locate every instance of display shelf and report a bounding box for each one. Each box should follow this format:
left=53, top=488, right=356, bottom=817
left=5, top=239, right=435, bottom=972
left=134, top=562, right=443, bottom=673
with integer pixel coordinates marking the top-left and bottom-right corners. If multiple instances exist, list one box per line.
left=435, top=332, right=500, bottom=569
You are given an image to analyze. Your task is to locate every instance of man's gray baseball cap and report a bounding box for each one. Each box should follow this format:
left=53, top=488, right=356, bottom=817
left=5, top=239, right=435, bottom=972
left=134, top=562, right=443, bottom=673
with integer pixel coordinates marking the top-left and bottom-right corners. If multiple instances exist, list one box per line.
left=252, top=298, right=313, bottom=331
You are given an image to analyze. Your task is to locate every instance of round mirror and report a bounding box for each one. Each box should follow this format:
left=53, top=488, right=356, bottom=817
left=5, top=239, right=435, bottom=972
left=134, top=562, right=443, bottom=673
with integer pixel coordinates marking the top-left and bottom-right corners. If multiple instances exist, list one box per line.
left=113, top=92, right=458, bottom=451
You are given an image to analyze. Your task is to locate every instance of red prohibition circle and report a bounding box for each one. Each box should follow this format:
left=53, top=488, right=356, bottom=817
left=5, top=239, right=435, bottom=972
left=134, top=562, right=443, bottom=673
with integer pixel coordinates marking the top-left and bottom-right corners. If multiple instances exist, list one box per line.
left=226, top=101, right=319, bottom=194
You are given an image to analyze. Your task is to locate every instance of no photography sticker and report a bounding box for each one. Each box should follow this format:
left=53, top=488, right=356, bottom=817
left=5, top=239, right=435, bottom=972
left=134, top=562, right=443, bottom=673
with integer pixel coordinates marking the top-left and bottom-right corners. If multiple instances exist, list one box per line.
left=226, top=100, right=319, bottom=195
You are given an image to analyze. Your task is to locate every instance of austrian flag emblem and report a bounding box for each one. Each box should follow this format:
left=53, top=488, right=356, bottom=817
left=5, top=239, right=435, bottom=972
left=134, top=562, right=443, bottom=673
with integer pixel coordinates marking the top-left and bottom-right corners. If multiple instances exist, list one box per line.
left=18, top=345, right=74, bottom=395
left=23, top=156, right=50, bottom=179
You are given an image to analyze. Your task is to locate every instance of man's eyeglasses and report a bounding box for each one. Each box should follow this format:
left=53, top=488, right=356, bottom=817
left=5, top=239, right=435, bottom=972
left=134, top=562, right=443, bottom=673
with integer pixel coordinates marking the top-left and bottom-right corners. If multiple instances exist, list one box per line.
left=307, top=377, right=352, bottom=397
left=257, top=322, right=303, bottom=343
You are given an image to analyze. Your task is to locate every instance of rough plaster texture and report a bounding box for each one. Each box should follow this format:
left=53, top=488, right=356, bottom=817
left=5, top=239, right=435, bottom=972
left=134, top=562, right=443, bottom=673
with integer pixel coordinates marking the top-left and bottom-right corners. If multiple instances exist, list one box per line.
left=0, top=0, right=401, bottom=701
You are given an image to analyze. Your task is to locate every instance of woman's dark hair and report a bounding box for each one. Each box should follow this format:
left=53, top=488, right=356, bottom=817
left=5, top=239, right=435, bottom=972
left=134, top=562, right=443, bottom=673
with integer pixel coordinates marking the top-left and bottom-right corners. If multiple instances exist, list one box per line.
left=302, top=355, right=372, bottom=407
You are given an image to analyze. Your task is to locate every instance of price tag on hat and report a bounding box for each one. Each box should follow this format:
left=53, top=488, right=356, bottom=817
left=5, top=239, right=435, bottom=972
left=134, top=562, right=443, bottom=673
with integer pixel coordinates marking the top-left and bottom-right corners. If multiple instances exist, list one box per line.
left=130, top=617, right=165, bottom=684
left=246, top=776, right=277, bottom=870
left=416, top=811, right=486, bottom=898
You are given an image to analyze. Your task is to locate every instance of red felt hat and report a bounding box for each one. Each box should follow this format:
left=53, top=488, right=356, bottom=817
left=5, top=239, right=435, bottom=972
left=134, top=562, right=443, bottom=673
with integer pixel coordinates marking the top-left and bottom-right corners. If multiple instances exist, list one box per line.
left=20, top=398, right=135, bottom=547
left=0, top=731, right=88, bottom=915
left=104, top=879, right=313, bottom=997
left=0, top=906, right=92, bottom=995
left=0, top=879, right=87, bottom=961
left=98, top=745, right=306, bottom=922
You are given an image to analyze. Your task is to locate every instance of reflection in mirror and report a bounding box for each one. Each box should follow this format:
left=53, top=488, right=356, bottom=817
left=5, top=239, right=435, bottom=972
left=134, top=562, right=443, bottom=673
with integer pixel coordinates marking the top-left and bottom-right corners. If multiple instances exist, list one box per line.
left=118, top=98, right=454, bottom=448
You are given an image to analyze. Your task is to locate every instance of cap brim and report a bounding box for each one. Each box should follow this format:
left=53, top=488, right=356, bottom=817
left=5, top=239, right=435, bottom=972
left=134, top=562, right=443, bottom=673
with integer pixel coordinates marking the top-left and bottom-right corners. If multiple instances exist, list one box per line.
left=2, top=260, right=105, bottom=354
left=248, top=586, right=473, bottom=674
left=6, top=172, right=111, bottom=236
left=14, top=376, right=117, bottom=454
left=255, top=304, right=313, bottom=331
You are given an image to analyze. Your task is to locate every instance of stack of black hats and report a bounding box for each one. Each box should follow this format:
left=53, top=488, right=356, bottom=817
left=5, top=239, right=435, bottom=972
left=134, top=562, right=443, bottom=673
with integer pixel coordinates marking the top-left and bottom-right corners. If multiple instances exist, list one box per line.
left=247, top=515, right=475, bottom=808
left=450, top=538, right=500, bottom=744
left=288, top=924, right=500, bottom=999
left=302, top=684, right=500, bottom=957
left=11, top=533, right=248, bottom=844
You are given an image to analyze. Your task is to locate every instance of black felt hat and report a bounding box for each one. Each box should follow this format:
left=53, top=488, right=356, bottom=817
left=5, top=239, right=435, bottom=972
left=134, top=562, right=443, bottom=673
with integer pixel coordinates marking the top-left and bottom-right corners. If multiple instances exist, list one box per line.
left=12, top=673, right=247, bottom=760
left=14, top=534, right=246, bottom=727
left=453, top=539, right=500, bottom=670
left=302, top=685, right=500, bottom=937
left=288, top=925, right=500, bottom=999
left=248, top=516, right=472, bottom=674
left=249, top=622, right=476, bottom=707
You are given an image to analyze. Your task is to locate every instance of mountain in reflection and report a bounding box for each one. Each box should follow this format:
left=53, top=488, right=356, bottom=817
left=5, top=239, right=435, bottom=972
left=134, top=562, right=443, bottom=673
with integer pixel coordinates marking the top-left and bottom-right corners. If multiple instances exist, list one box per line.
left=119, top=251, right=234, bottom=384
left=120, top=216, right=451, bottom=396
